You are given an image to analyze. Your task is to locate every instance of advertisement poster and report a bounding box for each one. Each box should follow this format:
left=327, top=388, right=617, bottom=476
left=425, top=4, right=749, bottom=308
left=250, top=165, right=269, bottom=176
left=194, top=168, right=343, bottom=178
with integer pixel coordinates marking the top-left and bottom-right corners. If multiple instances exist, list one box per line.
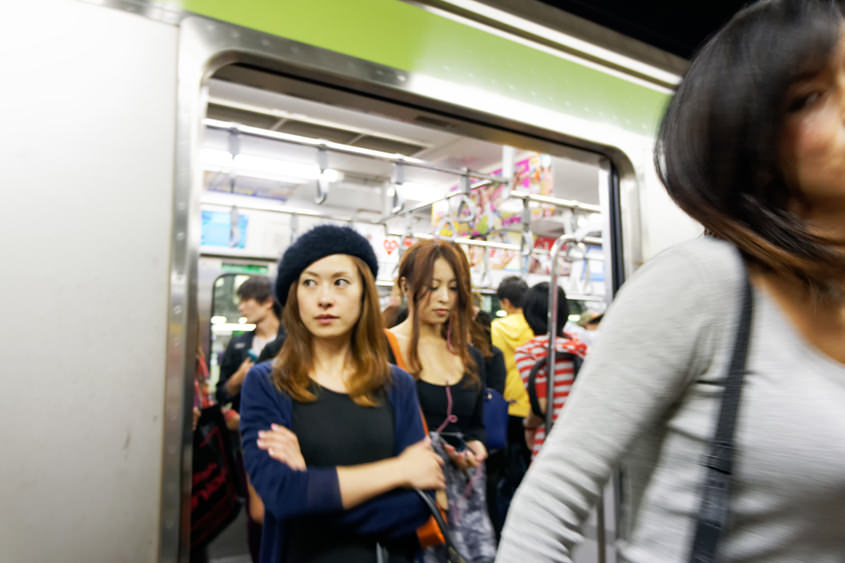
left=201, top=210, right=248, bottom=249
left=432, top=153, right=555, bottom=273
left=352, top=223, right=403, bottom=283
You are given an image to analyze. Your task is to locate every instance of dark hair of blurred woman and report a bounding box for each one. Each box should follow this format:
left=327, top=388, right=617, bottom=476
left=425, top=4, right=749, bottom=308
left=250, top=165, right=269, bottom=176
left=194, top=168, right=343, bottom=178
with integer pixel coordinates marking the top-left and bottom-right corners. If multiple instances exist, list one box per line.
left=656, top=0, right=845, bottom=297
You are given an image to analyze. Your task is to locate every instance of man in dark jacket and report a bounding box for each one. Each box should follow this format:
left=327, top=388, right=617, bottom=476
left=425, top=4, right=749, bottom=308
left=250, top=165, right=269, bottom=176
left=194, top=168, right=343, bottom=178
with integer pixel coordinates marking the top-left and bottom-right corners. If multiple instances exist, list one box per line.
left=216, top=276, right=284, bottom=413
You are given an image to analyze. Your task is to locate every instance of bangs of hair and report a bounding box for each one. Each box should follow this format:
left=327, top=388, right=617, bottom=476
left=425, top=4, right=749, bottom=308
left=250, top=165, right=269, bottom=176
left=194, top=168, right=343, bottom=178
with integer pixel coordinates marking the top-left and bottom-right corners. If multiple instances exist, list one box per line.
left=272, top=257, right=391, bottom=406
left=398, top=240, right=479, bottom=386
left=655, top=0, right=845, bottom=295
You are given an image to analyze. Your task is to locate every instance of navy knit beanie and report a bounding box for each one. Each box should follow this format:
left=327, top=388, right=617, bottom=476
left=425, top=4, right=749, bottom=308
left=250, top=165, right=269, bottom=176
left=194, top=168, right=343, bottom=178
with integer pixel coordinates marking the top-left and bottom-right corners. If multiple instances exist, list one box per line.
left=275, top=224, right=379, bottom=307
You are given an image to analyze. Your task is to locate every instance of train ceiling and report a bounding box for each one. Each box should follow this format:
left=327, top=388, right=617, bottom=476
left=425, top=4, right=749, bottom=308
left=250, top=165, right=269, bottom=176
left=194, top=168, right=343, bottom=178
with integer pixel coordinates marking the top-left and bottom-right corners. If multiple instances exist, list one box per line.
left=203, top=70, right=602, bottom=219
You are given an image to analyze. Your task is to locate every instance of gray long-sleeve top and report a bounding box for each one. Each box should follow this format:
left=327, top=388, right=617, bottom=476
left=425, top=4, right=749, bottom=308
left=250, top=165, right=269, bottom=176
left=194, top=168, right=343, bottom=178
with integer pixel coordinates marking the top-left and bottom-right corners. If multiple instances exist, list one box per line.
left=497, top=237, right=845, bottom=562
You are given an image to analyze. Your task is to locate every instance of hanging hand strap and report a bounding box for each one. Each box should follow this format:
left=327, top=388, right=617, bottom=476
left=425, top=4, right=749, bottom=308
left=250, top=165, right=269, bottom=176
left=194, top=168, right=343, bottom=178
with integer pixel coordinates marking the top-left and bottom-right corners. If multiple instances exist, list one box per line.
left=688, top=270, right=753, bottom=563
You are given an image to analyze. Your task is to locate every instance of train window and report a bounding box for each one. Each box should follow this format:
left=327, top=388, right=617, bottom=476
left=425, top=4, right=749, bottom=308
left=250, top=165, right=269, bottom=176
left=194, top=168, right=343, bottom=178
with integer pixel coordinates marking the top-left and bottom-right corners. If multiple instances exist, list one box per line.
left=208, top=273, right=255, bottom=387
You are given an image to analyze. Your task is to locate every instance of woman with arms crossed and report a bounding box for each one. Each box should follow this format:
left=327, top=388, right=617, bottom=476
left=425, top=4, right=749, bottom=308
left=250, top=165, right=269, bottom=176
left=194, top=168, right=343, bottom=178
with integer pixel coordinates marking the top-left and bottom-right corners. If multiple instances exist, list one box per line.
left=240, top=225, right=444, bottom=563
left=498, top=1, right=845, bottom=561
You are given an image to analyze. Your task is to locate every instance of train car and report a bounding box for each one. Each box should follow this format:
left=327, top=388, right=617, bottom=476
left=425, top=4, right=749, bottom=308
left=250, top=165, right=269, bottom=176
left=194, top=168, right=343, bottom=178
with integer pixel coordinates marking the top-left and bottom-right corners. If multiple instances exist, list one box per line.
left=2, top=1, right=701, bottom=562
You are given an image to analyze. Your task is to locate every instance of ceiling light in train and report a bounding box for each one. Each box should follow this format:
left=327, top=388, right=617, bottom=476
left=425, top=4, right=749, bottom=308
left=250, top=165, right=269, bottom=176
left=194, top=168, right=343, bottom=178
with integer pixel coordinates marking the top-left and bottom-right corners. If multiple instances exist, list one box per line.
left=201, top=148, right=344, bottom=184
left=395, top=181, right=440, bottom=202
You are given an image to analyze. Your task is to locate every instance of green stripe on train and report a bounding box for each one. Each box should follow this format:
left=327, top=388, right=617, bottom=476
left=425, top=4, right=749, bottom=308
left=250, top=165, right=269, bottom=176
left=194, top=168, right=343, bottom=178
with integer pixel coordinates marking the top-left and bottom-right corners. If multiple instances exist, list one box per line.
left=160, top=0, right=669, bottom=135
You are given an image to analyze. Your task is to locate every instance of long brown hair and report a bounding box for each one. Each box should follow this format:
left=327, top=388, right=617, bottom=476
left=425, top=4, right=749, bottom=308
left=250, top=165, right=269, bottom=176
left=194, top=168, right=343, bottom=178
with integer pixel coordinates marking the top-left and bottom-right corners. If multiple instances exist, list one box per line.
left=271, top=256, right=391, bottom=406
left=398, top=239, right=479, bottom=386
left=468, top=292, right=492, bottom=359
left=655, top=0, right=845, bottom=297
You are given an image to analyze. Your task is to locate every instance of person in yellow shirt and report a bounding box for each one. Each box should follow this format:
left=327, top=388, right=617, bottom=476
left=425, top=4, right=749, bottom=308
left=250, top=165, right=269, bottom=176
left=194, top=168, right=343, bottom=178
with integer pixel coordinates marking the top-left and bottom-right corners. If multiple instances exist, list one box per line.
left=491, top=276, right=534, bottom=419
left=490, top=276, right=534, bottom=525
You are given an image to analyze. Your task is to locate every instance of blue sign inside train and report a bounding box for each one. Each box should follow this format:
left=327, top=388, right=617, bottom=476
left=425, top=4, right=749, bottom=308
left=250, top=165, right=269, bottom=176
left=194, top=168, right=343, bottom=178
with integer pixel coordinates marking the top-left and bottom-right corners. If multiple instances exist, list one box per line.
left=201, top=210, right=248, bottom=248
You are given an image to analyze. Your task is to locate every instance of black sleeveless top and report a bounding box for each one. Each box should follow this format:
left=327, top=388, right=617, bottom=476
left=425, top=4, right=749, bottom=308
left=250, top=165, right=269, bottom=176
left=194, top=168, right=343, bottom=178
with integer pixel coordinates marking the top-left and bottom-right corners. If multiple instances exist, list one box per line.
left=284, top=384, right=416, bottom=562
left=385, top=337, right=487, bottom=444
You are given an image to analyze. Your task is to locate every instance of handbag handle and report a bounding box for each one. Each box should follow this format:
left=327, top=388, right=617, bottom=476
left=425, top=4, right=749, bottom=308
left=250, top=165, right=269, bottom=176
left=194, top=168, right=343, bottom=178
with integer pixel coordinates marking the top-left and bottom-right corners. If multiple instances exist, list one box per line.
left=414, top=488, right=468, bottom=563
left=688, top=270, right=753, bottom=563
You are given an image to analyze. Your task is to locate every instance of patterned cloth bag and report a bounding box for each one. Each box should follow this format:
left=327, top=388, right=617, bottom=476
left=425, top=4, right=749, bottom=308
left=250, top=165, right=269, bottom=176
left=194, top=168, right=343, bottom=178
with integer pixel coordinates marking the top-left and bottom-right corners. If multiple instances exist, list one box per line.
left=423, top=432, right=497, bottom=563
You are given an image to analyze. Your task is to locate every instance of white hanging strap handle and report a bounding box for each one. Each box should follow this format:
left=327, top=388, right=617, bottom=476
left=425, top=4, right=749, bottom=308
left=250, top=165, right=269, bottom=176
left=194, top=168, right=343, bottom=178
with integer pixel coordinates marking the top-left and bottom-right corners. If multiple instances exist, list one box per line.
left=454, top=171, right=477, bottom=225
left=315, top=145, right=329, bottom=205
left=390, top=161, right=405, bottom=215
left=227, top=128, right=240, bottom=192
left=435, top=217, right=458, bottom=240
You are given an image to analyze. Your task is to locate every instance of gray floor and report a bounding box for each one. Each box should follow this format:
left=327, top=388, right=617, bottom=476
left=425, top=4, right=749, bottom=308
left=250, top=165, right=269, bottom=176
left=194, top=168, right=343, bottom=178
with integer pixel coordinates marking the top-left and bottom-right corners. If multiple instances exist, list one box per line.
left=207, top=509, right=252, bottom=563
left=202, top=482, right=619, bottom=563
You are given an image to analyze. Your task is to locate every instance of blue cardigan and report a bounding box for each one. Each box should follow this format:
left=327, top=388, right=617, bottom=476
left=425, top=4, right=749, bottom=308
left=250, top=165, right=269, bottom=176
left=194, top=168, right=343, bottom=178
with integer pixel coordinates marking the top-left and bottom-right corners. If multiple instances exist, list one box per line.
left=239, top=362, right=431, bottom=563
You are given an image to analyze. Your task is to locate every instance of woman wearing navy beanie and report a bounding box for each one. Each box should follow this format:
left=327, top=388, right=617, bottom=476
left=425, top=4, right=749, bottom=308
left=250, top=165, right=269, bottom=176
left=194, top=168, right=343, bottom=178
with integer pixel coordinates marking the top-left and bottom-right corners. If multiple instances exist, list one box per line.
left=239, top=224, right=444, bottom=563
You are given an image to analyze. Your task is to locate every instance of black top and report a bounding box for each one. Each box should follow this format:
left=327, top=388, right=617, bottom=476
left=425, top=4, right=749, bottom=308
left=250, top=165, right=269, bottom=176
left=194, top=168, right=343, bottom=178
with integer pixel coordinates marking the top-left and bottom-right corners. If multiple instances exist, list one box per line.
left=484, top=345, right=507, bottom=395
left=216, top=328, right=285, bottom=412
left=286, top=385, right=417, bottom=563
left=256, top=331, right=286, bottom=363
left=416, top=347, right=486, bottom=444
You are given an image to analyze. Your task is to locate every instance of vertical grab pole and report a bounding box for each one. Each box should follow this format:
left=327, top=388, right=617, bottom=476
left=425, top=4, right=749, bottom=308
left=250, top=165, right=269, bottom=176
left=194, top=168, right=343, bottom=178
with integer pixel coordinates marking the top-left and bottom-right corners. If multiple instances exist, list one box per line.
left=545, top=234, right=569, bottom=438
left=520, top=198, right=532, bottom=275
left=547, top=234, right=606, bottom=563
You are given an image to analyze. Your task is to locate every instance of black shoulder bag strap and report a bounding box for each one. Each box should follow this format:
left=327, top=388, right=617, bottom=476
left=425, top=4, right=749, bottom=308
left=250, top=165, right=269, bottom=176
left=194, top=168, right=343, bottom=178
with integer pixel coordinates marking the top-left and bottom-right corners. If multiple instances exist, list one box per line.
left=527, top=356, right=548, bottom=419
left=414, top=489, right=468, bottom=563
left=527, top=353, right=583, bottom=420
left=688, top=270, right=753, bottom=563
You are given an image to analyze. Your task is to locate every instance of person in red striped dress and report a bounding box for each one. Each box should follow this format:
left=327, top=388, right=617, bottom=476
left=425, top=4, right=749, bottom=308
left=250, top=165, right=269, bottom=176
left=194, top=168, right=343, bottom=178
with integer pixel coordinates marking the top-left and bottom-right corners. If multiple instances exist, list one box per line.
left=514, top=283, right=587, bottom=460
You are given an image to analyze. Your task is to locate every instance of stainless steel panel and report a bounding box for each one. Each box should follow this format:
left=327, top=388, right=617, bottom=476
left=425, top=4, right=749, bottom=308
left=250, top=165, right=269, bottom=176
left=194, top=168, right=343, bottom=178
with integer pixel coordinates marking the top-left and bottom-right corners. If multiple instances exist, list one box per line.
left=0, top=2, right=178, bottom=562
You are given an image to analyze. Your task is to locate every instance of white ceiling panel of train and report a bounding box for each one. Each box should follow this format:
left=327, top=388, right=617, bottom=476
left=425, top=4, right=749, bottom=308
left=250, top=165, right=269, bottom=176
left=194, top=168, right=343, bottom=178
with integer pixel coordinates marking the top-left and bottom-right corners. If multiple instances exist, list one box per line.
left=202, top=76, right=601, bottom=222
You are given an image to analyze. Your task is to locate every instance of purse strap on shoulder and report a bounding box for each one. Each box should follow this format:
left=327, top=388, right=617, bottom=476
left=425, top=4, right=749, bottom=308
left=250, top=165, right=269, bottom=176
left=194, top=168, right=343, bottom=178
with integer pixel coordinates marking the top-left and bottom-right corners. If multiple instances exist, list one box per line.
left=384, top=330, right=432, bottom=437
left=384, top=329, right=408, bottom=371
left=688, top=268, right=754, bottom=563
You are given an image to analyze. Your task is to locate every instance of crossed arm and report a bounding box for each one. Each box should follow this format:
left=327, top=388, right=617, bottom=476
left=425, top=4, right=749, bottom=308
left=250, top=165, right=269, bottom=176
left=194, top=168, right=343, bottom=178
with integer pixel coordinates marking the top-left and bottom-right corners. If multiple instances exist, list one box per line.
left=239, top=365, right=443, bottom=535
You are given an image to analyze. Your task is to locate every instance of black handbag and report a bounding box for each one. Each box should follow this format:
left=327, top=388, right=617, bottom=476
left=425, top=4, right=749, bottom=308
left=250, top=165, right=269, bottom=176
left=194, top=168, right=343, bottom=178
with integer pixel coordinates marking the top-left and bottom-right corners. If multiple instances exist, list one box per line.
left=191, top=404, right=244, bottom=549
left=688, top=271, right=753, bottom=563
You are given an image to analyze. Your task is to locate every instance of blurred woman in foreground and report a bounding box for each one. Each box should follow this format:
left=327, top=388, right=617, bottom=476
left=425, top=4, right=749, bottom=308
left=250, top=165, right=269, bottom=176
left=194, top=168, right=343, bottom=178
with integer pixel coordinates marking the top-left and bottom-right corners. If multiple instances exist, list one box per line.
left=498, top=1, right=845, bottom=561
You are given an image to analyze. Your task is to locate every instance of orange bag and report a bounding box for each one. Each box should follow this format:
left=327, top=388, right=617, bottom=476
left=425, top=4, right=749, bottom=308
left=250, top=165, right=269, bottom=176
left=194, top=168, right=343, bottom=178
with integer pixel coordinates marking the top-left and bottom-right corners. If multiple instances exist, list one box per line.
left=384, top=329, right=446, bottom=549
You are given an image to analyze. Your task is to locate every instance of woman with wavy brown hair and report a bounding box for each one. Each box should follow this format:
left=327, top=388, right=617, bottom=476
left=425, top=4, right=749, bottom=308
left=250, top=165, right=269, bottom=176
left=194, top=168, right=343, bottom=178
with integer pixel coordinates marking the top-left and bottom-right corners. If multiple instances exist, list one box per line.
left=498, top=1, right=845, bottom=561
left=239, top=224, right=444, bottom=563
left=387, top=239, right=497, bottom=562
